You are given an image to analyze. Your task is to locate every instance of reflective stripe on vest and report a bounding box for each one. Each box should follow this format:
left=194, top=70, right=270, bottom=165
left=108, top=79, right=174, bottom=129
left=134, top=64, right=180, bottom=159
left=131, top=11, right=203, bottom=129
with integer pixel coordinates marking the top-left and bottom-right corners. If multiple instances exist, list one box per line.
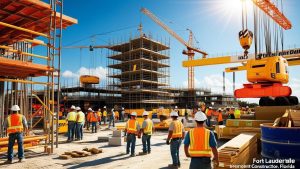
left=77, top=112, right=85, bottom=123
left=7, top=114, right=24, bottom=134
left=68, top=111, right=76, bottom=121
left=144, top=119, right=153, bottom=135
left=171, top=120, right=183, bottom=138
left=189, top=128, right=212, bottom=157
left=127, top=119, right=138, bottom=134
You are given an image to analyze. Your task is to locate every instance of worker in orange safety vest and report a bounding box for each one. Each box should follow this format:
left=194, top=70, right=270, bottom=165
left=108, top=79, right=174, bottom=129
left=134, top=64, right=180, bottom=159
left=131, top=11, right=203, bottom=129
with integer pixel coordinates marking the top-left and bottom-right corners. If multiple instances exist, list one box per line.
left=88, top=109, right=98, bottom=133
left=125, top=112, right=140, bottom=157
left=166, top=111, right=185, bottom=168
left=4, top=105, right=28, bottom=164
left=217, top=108, right=223, bottom=125
left=184, top=112, right=219, bottom=169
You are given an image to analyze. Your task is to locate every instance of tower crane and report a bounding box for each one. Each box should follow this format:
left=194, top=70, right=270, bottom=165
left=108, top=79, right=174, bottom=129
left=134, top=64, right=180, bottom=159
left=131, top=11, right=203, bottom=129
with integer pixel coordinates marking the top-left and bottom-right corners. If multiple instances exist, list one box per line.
left=182, top=0, right=300, bottom=106
left=141, top=7, right=207, bottom=90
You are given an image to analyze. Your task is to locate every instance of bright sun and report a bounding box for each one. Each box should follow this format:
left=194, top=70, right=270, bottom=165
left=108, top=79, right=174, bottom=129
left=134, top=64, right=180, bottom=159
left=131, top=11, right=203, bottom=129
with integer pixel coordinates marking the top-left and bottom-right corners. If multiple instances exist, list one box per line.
left=221, top=0, right=243, bottom=12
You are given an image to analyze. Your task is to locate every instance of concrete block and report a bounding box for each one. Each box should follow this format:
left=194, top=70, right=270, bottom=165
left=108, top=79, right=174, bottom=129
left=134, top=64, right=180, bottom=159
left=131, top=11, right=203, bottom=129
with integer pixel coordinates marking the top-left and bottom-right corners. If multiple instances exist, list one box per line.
left=98, top=136, right=109, bottom=142
left=109, top=137, right=123, bottom=146
left=113, top=130, right=122, bottom=137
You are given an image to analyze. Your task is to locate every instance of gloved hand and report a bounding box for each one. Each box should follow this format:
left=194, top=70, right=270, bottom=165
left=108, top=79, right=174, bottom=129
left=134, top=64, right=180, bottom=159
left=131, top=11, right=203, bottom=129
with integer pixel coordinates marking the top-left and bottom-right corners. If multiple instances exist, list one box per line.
left=166, top=139, right=170, bottom=145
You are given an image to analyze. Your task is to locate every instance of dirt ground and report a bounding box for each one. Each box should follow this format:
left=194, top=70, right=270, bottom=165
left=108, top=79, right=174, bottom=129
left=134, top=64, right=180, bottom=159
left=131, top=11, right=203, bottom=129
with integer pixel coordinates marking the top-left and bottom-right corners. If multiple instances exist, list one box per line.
left=0, top=123, right=226, bottom=169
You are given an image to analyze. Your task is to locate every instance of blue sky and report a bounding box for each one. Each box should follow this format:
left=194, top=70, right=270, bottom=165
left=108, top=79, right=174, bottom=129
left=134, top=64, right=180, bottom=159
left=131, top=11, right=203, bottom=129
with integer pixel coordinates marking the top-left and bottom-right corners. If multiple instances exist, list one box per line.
left=56, top=0, right=300, bottom=102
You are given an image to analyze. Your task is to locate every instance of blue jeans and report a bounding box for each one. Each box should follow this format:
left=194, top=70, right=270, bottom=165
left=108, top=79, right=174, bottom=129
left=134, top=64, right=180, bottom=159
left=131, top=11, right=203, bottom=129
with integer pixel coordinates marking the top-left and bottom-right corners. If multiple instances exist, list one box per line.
left=126, top=134, right=136, bottom=155
left=91, top=122, right=97, bottom=133
left=170, top=138, right=182, bottom=166
left=8, top=133, right=24, bottom=161
left=190, top=157, right=211, bottom=169
left=67, top=121, right=75, bottom=140
left=108, top=116, right=115, bottom=128
left=142, top=134, right=151, bottom=153
left=206, top=116, right=211, bottom=127
left=76, top=123, right=84, bottom=140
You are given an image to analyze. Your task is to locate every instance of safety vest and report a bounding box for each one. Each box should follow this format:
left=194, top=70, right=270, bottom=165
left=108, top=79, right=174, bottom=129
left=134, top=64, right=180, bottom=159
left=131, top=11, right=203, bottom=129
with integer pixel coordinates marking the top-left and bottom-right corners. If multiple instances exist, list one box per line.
left=89, top=113, right=98, bottom=122
left=144, top=119, right=153, bottom=135
left=67, top=111, right=76, bottom=121
left=189, top=127, right=212, bottom=157
left=7, top=114, right=24, bottom=134
left=77, top=111, right=85, bottom=123
left=207, top=109, right=212, bottom=116
left=97, top=111, right=102, bottom=117
left=205, top=108, right=209, bottom=115
left=234, top=109, right=241, bottom=119
left=103, top=111, right=107, bottom=117
left=171, top=120, right=183, bottom=138
left=218, top=112, right=223, bottom=122
left=126, top=119, right=138, bottom=134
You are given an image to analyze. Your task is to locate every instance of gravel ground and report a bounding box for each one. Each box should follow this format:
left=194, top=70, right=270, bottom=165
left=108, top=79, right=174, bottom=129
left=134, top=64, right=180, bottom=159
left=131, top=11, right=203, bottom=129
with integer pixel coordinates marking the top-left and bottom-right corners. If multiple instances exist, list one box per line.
left=0, top=124, right=227, bottom=169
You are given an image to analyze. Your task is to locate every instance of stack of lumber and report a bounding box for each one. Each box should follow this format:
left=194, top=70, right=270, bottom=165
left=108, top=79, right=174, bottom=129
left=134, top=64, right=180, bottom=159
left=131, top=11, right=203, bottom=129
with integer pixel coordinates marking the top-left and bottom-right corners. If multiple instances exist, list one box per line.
left=273, top=109, right=300, bottom=127
left=215, top=119, right=271, bottom=139
left=217, top=133, right=257, bottom=168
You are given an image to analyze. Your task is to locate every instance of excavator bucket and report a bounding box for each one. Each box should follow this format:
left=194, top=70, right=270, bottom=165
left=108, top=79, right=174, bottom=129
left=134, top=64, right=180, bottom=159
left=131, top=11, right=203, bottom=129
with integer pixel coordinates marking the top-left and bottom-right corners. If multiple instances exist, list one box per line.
left=234, top=83, right=292, bottom=98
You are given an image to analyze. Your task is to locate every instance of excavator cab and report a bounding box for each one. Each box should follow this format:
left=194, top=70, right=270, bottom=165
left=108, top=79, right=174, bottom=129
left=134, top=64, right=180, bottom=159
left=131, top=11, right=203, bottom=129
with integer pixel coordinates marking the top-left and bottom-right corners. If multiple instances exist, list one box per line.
left=246, top=56, right=289, bottom=83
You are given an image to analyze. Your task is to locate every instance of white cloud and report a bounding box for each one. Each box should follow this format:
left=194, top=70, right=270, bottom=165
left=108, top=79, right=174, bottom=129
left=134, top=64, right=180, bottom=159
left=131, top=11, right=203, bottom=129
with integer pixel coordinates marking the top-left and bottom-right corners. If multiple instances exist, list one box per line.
left=62, top=66, right=107, bottom=80
left=288, top=78, right=300, bottom=99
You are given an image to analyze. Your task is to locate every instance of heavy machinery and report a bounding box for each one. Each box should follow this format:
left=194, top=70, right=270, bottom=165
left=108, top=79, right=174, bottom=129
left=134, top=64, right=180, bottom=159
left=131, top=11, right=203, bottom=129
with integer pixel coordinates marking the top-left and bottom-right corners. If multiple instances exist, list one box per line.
left=141, top=7, right=207, bottom=90
left=182, top=0, right=300, bottom=106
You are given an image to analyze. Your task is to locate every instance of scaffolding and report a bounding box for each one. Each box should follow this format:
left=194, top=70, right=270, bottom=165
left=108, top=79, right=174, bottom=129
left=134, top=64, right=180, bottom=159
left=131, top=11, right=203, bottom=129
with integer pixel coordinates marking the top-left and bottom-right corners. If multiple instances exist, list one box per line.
left=107, top=35, right=173, bottom=110
left=0, top=0, right=77, bottom=153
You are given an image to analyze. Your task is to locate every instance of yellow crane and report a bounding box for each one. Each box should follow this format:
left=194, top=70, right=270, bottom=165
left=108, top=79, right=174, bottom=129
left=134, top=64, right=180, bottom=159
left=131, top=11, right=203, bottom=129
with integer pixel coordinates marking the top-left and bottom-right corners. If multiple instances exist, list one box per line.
left=182, top=0, right=300, bottom=106
left=141, top=7, right=207, bottom=90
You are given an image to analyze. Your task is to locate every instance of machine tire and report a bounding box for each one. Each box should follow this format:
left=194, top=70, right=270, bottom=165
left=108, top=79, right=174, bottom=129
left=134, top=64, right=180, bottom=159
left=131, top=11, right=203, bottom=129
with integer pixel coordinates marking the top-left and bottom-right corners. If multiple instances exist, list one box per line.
left=275, top=97, right=290, bottom=106
left=287, top=96, right=299, bottom=105
left=259, top=97, right=275, bottom=106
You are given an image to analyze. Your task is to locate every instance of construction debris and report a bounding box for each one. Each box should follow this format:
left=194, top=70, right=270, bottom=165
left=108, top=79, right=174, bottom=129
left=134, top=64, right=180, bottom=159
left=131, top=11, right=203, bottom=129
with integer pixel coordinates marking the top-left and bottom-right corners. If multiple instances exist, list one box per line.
left=83, top=147, right=103, bottom=154
left=217, top=133, right=257, bottom=168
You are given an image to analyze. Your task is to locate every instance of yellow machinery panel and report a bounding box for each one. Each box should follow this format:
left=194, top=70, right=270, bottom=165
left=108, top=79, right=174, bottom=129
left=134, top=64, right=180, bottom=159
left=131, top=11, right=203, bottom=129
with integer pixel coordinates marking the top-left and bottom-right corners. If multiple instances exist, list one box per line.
left=80, top=75, right=100, bottom=84
left=58, top=119, right=68, bottom=134
left=247, top=56, right=289, bottom=83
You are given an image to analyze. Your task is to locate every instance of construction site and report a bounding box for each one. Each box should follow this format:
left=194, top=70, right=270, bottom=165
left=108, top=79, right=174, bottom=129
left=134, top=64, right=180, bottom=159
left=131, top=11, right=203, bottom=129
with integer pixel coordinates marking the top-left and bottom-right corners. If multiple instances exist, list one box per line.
left=0, top=0, right=299, bottom=169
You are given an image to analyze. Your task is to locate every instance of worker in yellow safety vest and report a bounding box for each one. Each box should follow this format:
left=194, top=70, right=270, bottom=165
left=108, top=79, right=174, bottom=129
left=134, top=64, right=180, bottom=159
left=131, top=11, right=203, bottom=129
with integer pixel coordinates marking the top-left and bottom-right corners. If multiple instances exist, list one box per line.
left=125, top=112, right=140, bottom=157
left=4, top=105, right=28, bottom=164
left=234, top=107, right=241, bottom=119
left=97, top=109, right=102, bottom=125
left=76, top=107, right=85, bottom=140
left=102, top=106, right=107, bottom=125
left=184, top=112, right=219, bottom=169
left=166, top=111, right=185, bottom=168
left=66, top=105, right=77, bottom=142
left=139, top=111, right=154, bottom=155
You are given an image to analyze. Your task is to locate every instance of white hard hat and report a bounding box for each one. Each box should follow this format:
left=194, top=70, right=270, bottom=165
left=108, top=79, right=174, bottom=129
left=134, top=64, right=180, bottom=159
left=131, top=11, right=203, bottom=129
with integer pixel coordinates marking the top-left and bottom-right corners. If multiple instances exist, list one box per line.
left=142, top=111, right=149, bottom=116
left=70, top=105, right=76, bottom=110
left=122, top=107, right=124, bottom=110
left=194, top=112, right=207, bottom=121
left=175, top=106, right=178, bottom=109
left=88, top=108, right=93, bottom=112
left=209, top=107, right=212, bottom=109
left=198, top=108, right=201, bottom=111
left=218, top=108, right=222, bottom=111
left=246, top=106, right=249, bottom=108
left=103, top=106, right=107, bottom=109
left=76, top=107, right=81, bottom=111
left=131, top=112, right=137, bottom=116
left=170, top=111, right=178, bottom=117
left=11, top=105, right=20, bottom=111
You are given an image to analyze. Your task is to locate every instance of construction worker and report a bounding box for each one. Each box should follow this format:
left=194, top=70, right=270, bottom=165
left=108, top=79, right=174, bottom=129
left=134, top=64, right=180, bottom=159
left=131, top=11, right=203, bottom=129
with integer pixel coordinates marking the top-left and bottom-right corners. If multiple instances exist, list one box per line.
left=166, top=111, right=185, bottom=168
left=206, top=107, right=212, bottom=127
left=227, top=106, right=235, bottom=119
left=108, top=108, right=115, bottom=128
left=97, top=109, right=102, bottom=125
left=120, top=107, right=125, bottom=121
left=4, top=105, right=28, bottom=164
left=114, top=109, right=119, bottom=122
left=102, top=106, right=107, bottom=125
left=234, top=107, right=241, bottom=119
left=217, top=108, right=223, bottom=125
left=76, top=107, right=85, bottom=140
left=87, top=109, right=98, bottom=133
left=125, top=112, right=140, bottom=157
left=184, top=112, right=219, bottom=169
left=140, top=111, right=153, bottom=155
left=66, top=105, right=77, bottom=142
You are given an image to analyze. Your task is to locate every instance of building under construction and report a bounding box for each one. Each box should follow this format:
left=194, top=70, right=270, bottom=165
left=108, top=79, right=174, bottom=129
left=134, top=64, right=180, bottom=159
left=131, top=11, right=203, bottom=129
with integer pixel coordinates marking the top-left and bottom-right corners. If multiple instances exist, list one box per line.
left=107, top=35, right=174, bottom=110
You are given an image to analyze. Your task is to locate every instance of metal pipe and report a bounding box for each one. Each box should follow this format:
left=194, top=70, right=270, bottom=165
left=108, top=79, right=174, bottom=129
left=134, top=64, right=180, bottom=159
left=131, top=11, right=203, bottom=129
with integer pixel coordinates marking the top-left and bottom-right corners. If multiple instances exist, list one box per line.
left=0, top=45, right=48, bottom=60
